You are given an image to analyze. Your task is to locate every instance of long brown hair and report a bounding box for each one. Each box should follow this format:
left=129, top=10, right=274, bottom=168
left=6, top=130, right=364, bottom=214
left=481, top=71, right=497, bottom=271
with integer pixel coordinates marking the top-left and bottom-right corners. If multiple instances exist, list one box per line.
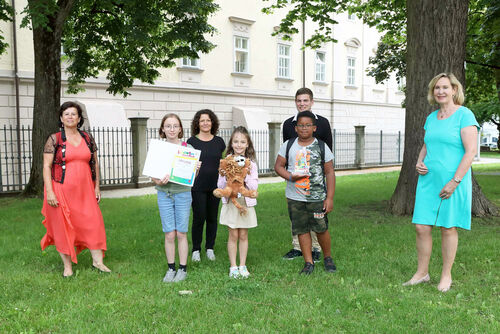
left=226, top=126, right=256, bottom=162
left=159, top=113, right=184, bottom=139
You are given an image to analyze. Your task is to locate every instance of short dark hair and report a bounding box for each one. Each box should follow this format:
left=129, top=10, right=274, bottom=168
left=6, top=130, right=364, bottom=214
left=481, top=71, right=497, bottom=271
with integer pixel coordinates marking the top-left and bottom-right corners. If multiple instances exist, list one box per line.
left=191, top=109, right=220, bottom=136
left=159, top=113, right=184, bottom=139
left=295, top=87, right=314, bottom=100
left=296, top=110, right=316, bottom=125
left=59, top=101, right=84, bottom=128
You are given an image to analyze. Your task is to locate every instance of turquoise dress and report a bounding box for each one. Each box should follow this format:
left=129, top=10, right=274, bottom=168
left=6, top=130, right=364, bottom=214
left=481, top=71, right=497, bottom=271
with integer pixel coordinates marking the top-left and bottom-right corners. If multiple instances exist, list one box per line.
left=412, top=106, right=479, bottom=230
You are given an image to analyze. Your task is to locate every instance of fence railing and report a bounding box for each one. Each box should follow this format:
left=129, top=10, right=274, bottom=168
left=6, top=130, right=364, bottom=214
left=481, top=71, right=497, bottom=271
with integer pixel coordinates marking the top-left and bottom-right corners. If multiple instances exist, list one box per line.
left=0, top=125, right=133, bottom=193
left=87, top=127, right=133, bottom=186
left=0, top=124, right=404, bottom=193
left=365, top=131, right=404, bottom=166
left=1, top=125, right=32, bottom=192
left=146, top=128, right=271, bottom=173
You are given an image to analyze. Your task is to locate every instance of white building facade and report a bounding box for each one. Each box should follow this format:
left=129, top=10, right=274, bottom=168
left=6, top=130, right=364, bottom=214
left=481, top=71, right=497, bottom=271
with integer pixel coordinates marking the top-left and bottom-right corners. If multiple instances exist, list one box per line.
left=0, top=0, right=405, bottom=132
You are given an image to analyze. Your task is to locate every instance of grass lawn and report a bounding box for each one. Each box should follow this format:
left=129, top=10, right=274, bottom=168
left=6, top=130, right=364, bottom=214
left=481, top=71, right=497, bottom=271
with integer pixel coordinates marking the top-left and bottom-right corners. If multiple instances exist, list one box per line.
left=479, top=151, right=500, bottom=159
left=1, top=169, right=499, bottom=333
left=473, top=162, right=500, bottom=179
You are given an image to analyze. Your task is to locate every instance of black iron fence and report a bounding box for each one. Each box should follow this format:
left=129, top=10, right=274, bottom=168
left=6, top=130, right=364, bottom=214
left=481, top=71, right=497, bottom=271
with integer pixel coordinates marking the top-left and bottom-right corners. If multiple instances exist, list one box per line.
left=333, top=130, right=357, bottom=169
left=87, top=127, right=133, bottom=186
left=0, top=125, right=133, bottom=193
left=365, top=131, right=404, bottom=166
left=1, top=125, right=404, bottom=193
left=146, top=128, right=271, bottom=174
left=1, top=125, right=32, bottom=192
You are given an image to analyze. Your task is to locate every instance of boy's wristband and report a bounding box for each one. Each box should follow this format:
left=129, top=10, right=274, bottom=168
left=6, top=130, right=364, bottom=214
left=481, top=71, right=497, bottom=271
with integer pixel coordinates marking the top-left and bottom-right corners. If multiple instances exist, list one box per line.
left=289, top=174, right=292, bottom=182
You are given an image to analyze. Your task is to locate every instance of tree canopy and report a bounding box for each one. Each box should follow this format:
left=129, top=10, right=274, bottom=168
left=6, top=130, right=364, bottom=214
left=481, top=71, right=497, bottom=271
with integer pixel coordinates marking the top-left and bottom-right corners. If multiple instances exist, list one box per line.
left=264, top=0, right=499, bottom=128
left=19, top=0, right=219, bottom=96
left=264, top=0, right=497, bottom=216
left=353, top=0, right=499, bottom=127
left=0, top=0, right=219, bottom=196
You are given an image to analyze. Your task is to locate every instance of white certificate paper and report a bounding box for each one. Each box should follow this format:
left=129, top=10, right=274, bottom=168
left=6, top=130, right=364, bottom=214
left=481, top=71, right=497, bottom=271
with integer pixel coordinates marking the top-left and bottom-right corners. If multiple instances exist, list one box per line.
left=142, top=139, right=201, bottom=187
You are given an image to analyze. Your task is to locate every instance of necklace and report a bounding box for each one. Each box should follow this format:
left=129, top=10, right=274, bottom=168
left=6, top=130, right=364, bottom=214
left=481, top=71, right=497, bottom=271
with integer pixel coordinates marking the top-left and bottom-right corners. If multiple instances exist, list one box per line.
left=438, top=110, right=449, bottom=119
left=438, top=106, right=457, bottom=119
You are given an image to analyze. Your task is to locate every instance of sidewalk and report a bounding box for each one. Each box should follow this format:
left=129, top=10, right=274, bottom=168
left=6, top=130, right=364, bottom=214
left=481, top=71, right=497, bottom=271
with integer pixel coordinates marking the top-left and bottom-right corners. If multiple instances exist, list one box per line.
left=101, top=158, right=499, bottom=199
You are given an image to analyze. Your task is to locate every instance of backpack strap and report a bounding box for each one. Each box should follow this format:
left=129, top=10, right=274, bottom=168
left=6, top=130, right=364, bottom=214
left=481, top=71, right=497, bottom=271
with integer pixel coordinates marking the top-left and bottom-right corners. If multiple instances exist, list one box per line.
left=316, top=139, right=327, bottom=191
left=284, top=137, right=296, bottom=169
left=79, top=130, right=91, bottom=148
left=318, top=139, right=325, bottom=168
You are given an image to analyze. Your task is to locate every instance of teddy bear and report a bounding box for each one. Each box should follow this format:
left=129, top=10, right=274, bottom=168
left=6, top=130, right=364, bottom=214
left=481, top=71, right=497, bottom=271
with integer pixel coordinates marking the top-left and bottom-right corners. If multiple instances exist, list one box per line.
left=213, top=155, right=258, bottom=214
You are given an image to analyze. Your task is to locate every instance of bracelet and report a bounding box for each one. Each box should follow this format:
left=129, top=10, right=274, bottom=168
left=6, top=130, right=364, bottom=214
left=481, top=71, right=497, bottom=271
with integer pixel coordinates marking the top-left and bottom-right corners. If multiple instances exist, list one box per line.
left=289, top=174, right=292, bottom=182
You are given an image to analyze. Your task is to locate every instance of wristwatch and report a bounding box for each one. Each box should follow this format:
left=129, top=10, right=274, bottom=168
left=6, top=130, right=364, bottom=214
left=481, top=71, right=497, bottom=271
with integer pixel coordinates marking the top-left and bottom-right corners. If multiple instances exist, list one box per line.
left=452, top=177, right=461, bottom=184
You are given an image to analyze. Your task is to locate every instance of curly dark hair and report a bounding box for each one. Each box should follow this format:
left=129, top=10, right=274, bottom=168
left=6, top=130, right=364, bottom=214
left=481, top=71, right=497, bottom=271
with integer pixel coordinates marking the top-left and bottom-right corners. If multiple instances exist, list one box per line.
left=226, top=126, right=256, bottom=162
left=159, top=113, right=184, bottom=139
left=190, top=109, right=219, bottom=136
left=59, top=101, right=84, bottom=128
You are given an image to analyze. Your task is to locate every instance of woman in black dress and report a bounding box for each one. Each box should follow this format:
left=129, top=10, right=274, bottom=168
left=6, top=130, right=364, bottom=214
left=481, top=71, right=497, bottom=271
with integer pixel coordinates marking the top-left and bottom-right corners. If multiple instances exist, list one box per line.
left=187, top=109, right=225, bottom=262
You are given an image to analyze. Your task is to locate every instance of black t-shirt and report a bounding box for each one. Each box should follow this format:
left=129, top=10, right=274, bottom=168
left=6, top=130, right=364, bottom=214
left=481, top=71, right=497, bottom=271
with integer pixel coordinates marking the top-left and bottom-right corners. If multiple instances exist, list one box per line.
left=282, top=112, right=333, bottom=150
left=187, top=135, right=226, bottom=191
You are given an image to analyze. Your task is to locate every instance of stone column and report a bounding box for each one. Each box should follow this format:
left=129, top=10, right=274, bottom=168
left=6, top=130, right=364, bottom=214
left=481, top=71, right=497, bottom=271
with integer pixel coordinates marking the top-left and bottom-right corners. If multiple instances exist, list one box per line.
left=129, top=117, right=149, bottom=187
left=354, top=125, right=365, bottom=168
left=268, top=122, right=282, bottom=174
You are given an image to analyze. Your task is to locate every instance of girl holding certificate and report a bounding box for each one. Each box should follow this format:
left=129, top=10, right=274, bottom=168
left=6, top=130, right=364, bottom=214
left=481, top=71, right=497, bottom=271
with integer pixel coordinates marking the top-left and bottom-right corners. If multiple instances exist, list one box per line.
left=153, top=113, right=199, bottom=283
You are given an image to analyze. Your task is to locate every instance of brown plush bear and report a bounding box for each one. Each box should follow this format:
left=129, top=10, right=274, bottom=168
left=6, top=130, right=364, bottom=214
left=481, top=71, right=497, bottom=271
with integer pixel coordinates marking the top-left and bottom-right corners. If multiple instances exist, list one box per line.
left=213, top=155, right=258, bottom=214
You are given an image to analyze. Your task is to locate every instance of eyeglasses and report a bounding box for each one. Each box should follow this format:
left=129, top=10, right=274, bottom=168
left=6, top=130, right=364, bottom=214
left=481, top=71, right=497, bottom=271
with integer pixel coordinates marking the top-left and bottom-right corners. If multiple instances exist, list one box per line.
left=296, top=124, right=314, bottom=129
left=164, top=125, right=180, bottom=130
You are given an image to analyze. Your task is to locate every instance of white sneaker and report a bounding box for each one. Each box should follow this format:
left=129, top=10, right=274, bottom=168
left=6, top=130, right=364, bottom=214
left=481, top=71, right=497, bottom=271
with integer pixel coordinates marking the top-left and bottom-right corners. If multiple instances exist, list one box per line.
left=229, top=266, right=240, bottom=278
left=239, top=266, right=250, bottom=278
left=162, top=268, right=176, bottom=283
left=173, top=269, right=187, bottom=282
left=192, top=250, right=201, bottom=262
left=206, top=249, right=216, bottom=261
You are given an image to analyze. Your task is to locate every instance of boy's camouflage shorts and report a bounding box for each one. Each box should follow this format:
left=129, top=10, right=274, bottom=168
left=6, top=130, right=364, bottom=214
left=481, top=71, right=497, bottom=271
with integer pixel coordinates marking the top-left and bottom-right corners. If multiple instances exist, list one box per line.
left=287, top=199, right=329, bottom=235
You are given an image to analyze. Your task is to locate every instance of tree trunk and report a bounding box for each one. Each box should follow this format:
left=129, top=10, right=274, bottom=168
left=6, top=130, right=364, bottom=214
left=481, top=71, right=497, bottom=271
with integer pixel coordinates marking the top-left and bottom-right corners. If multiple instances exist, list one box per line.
left=390, top=0, right=497, bottom=216
left=22, top=3, right=65, bottom=197
left=471, top=170, right=498, bottom=216
left=494, top=67, right=500, bottom=142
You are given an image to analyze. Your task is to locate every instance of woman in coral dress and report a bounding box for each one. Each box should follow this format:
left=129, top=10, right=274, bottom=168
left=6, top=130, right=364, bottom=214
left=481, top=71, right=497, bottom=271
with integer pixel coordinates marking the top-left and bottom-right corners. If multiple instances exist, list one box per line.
left=41, top=101, right=111, bottom=277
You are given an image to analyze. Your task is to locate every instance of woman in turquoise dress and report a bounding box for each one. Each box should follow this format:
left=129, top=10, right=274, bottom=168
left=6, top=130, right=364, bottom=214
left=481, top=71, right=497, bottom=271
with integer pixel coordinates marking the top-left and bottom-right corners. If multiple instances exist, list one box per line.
left=404, top=73, right=479, bottom=292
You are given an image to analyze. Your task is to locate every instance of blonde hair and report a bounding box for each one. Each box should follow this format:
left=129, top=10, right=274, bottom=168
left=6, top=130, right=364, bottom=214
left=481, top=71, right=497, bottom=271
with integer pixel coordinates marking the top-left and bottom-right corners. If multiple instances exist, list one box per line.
left=427, top=72, right=465, bottom=106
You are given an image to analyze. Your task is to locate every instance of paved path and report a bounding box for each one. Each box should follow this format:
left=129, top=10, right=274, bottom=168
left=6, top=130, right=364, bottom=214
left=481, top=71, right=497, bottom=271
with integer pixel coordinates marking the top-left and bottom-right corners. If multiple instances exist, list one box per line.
left=101, top=158, right=499, bottom=199
left=474, top=172, right=500, bottom=175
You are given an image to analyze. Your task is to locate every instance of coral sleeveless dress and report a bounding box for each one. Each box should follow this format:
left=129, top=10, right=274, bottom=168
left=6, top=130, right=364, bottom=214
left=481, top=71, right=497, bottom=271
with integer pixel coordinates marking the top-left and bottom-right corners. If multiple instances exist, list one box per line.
left=41, top=138, right=107, bottom=263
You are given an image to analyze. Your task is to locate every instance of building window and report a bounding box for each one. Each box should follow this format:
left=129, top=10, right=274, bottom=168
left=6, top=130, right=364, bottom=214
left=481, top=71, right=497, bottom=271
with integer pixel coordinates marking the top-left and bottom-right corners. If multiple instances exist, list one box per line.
left=315, top=52, right=326, bottom=82
left=347, top=57, right=356, bottom=86
left=182, top=57, right=200, bottom=68
left=277, top=44, right=291, bottom=78
left=348, top=13, right=356, bottom=21
left=234, top=36, right=249, bottom=73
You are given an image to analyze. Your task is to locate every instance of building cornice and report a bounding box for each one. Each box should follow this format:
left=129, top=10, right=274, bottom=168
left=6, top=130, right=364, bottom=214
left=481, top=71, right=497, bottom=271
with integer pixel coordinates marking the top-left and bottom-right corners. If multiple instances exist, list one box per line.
left=0, top=70, right=404, bottom=109
left=228, top=16, right=255, bottom=26
left=176, top=66, right=204, bottom=73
